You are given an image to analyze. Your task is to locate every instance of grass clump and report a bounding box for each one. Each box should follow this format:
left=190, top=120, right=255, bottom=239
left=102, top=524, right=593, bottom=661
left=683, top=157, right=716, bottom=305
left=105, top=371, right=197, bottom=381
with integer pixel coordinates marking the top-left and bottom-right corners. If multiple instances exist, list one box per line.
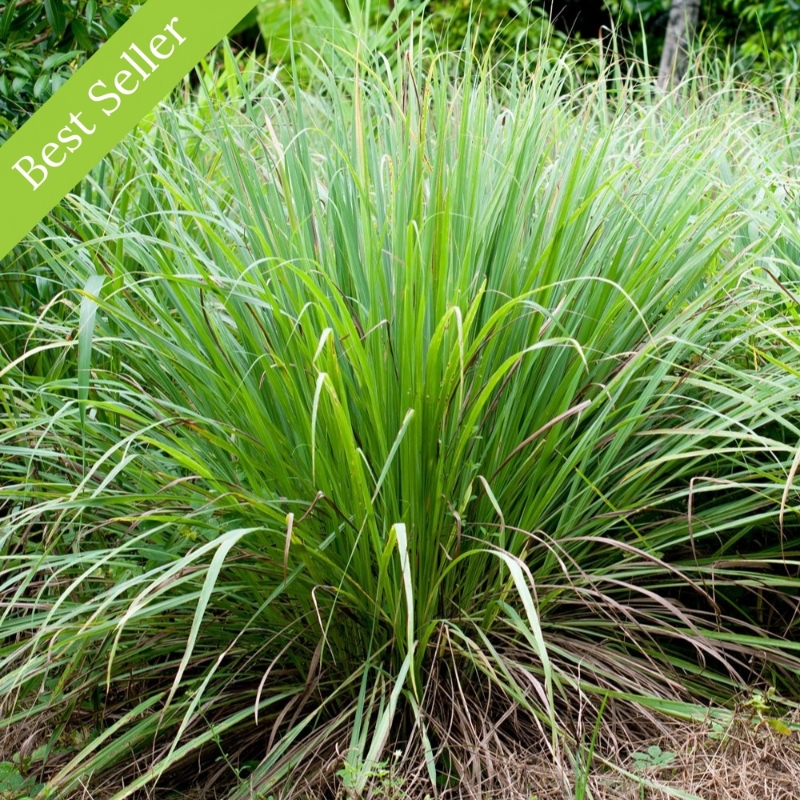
left=1, top=48, right=800, bottom=799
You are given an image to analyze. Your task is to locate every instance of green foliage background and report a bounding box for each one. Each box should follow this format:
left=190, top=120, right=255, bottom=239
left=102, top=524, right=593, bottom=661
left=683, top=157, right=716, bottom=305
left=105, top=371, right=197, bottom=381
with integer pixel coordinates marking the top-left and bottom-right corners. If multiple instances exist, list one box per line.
left=2, top=0, right=799, bottom=143
left=0, top=0, right=136, bottom=139
left=610, top=0, right=800, bottom=68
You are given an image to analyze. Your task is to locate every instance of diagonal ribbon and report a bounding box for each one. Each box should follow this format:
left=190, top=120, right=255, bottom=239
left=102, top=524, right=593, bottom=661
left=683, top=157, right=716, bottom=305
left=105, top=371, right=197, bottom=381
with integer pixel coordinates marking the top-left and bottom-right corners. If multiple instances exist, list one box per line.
left=0, top=0, right=258, bottom=263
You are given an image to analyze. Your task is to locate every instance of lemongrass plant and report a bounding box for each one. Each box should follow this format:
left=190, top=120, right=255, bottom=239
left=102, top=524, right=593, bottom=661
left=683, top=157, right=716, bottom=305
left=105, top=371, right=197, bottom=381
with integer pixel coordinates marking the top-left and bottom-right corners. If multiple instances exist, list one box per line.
left=1, top=44, right=800, bottom=799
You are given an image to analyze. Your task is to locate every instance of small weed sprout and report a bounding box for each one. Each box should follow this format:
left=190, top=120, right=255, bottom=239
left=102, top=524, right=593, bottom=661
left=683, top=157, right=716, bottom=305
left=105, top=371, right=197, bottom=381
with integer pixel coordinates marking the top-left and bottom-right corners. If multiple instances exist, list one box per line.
left=630, top=745, right=676, bottom=772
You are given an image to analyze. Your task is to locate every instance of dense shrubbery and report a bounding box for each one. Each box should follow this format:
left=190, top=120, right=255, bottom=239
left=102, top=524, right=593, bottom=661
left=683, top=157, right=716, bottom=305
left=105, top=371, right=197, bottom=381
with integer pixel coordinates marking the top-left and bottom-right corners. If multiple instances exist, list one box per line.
left=0, top=0, right=136, bottom=139
left=2, top=44, right=800, bottom=797
left=252, top=0, right=800, bottom=78
left=4, top=0, right=798, bottom=143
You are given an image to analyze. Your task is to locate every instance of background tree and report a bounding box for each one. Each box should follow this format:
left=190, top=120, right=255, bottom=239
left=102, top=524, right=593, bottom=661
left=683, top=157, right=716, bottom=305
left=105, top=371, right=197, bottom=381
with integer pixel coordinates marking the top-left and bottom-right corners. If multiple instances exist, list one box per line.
left=657, top=0, right=701, bottom=87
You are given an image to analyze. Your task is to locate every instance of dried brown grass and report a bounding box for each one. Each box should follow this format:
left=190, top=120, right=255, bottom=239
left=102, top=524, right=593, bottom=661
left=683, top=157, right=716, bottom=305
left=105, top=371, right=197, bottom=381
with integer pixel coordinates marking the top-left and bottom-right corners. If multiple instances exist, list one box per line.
left=331, top=714, right=800, bottom=800
left=3, top=707, right=800, bottom=800
left=476, top=718, right=800, bottom=800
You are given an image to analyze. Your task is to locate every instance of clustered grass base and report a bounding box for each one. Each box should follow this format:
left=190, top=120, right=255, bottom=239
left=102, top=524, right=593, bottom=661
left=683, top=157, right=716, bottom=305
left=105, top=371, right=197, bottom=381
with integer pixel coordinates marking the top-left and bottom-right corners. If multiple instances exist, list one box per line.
left=2, top=45, right=800, bottom=799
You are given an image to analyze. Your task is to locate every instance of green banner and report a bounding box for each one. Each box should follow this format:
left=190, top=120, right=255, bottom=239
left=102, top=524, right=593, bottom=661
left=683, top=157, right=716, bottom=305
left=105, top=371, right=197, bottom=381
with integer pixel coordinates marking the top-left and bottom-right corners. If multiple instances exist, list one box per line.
left=0, top=0, right=258, bottom=262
